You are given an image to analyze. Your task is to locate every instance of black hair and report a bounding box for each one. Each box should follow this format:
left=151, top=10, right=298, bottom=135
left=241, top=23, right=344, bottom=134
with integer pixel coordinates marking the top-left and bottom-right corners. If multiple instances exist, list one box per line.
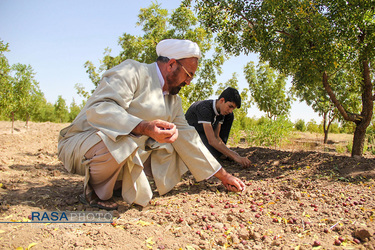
left=218, top=87, right=241, bottom=108
left=156, top=56, right=170, bottom=63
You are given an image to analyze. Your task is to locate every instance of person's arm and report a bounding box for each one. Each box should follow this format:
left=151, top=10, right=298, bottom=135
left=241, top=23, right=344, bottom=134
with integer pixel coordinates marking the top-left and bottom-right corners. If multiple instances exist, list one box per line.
left=214, top=167, right=245, bottom=192
left=132, top=119, right=178, bottom=143
left=203, top=123, right=251, bottom=167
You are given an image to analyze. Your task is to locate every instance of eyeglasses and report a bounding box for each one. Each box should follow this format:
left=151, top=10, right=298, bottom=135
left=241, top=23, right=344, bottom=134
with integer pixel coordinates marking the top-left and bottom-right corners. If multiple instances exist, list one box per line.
left=176, top=61, right=193, bottom=80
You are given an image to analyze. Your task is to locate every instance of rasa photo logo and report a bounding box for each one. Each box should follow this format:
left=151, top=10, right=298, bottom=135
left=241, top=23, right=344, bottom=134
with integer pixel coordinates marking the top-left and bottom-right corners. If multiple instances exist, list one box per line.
left=29, top=211, right=113, bottom=223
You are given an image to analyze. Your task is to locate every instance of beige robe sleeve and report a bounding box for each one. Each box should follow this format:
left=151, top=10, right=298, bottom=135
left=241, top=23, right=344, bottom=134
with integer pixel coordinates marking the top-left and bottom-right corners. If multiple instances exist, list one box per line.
left=171, top=97, right=222, bottom=181
left=147, top=95, right=222, bottom=196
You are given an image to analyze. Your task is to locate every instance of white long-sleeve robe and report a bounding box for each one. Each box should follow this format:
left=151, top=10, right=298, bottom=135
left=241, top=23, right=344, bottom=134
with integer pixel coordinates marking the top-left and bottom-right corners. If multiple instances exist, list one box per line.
left=58, top=59, right=221, bottom=206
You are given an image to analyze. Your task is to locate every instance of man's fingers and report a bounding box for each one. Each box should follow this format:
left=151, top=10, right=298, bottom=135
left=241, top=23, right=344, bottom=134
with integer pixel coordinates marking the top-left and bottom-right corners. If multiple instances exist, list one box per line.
left=155, top=120, right=176, bottom=130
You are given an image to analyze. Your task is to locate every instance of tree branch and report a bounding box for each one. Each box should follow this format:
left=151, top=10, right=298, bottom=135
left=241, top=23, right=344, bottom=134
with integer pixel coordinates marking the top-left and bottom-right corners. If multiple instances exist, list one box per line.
left=322, top=71, right=362, bottom=124
left=275, top=30, right=293, bottom=38
left=238, top=11, right=254, bottom=29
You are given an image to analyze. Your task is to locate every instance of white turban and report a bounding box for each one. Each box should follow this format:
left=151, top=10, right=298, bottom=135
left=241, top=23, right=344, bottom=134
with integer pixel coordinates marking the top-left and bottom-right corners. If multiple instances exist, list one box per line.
left=156, top=39, right=201, bottom=60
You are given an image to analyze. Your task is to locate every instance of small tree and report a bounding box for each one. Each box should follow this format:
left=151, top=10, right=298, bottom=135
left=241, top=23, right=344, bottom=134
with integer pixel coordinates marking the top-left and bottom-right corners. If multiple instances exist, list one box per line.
left=69, top=99, right=84, bottom=122
left=54, top=95, right=69, bottom=123
left=295, top=119, right=306, bottom=132
left=244, top=61, right=293, bottom=120
left=0, top=40, right=13, bottom=127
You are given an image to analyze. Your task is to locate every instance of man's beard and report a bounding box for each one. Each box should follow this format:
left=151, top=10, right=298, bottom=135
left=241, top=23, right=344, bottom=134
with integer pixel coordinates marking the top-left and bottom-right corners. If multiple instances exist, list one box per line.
left=169, top=84, right=184, bottom=95
left=166, top=71, right=186, bottom=95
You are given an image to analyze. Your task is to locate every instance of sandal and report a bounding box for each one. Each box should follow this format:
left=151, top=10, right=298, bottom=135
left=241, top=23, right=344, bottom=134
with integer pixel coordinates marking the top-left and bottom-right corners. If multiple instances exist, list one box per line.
left=79, top=192, right=118, bottom=211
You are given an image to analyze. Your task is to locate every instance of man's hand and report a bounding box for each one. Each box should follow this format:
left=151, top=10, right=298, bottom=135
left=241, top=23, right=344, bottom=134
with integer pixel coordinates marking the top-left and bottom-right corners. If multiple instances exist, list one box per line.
left=233, top=155, right=252, bottom=168
left=214, top=167, right=246, bottom=192
left=132, top=119, right=178, bottom=143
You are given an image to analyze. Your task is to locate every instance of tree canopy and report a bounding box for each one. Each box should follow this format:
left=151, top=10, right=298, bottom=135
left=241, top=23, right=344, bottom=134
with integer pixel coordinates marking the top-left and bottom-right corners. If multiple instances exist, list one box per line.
left=194, top=0, right=375, bottom=156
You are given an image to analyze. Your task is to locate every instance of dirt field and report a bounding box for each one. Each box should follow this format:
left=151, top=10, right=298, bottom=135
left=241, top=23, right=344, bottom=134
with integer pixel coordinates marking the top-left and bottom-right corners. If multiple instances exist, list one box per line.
left=0, top=121, right=374, bottom=249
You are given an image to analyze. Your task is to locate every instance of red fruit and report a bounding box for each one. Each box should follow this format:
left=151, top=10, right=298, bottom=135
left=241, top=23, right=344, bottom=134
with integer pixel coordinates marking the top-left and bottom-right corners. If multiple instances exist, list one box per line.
left=239, top=209, right=245, bottom=213
left=313, top=241, right=321, bottom=246
left=240, top=240, right=247, bottom=245
left=196, top=199, right=201, bottom=203
left=255, top=213, right=261, bottom=218
left=111, top=222, right=116, bottom=226
left=196, top=230, right=201, bottom=235
left=334, top=239, right=341, bottom=246
left=324, top=228, right=329, bottom=233
left=182, top=199, right=187, bottom=203
left=299, top=203, right=304, bottom=207
left=338, top=237, right=344, bottom=242
left=211, top=212, right=216, bottom=216
left=353, top=238, right=361, bottom=244
left=314, top=208, right=318, bottom=212
left=209, top=204, right=214, bottom=208
left=273, top=218, right=278, bottom=223
left=178, top=218, right=184, bottom=223
left=28, top=215, right=32, bottom=220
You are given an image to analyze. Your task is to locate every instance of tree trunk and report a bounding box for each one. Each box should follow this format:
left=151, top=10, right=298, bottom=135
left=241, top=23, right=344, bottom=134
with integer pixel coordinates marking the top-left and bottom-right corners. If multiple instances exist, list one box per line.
left=323, top=112, right=328, bottom=144
left=25, top=114, right=30, bottom=128
left=11, top=112, right=14, bottom=134
left=351, top=59, right=373, bottom=157
left=322, top=58, right=373, bottom=157
left=352, top=124, right=366, bottom=156
left=324, top=111, right=336, bottom=144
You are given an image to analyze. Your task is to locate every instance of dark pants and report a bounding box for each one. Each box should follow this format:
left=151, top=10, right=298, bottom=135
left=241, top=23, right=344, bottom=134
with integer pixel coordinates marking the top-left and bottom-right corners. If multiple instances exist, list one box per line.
left=198, top=113, right=234, bottom=158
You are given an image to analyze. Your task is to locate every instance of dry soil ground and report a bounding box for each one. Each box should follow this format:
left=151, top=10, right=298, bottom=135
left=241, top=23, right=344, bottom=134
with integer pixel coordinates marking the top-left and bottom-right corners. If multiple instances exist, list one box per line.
left=0, top=121, right=374, bottom=250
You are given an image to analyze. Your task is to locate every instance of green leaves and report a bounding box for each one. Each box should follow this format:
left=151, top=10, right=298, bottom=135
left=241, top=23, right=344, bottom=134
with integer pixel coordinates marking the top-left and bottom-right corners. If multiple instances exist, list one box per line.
left=195, top=0, right=375, bottom=156
left=244, top=61, right=292, bottom=120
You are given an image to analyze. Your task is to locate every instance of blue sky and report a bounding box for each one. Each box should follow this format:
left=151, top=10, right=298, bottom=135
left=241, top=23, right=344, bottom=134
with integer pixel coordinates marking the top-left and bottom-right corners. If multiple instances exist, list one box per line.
left=0, top=0, right=321, bottom=123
